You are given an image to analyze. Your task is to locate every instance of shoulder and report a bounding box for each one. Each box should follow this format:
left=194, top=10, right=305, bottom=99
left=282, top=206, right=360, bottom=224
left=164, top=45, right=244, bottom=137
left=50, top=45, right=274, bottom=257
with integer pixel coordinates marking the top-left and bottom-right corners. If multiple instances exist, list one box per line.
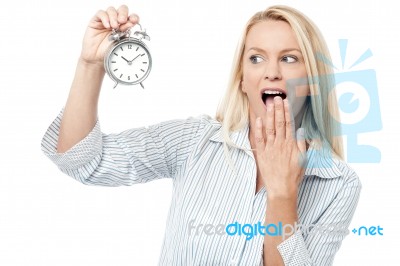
left=144, top=114, right=219, bottom=134
left=185, top=114, right=222, bottom=135
left=303, top=150, right=362, bottom=202
left=306, top=147, right=361, bottom=188
left=299, top=157, right=362, bottom=224
left=150, top=114, right=220, bottom=128
left=196, top=114, right=222, bottom=128
left=144, top=115, right=224, bottom=149
left=334, top=159, right=362, bottom=189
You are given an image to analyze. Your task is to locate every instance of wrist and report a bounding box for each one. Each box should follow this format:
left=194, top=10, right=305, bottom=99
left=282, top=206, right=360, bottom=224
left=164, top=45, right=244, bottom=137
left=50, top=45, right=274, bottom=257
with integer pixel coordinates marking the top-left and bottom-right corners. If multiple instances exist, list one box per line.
left=267, top=190, right=298, bottom=202
left=77, top=57, right=105, bottom=74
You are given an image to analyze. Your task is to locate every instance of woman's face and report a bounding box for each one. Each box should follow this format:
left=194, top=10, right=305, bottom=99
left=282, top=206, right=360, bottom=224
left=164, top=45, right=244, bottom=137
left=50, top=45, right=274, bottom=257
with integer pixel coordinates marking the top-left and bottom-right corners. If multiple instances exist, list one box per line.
left=241, top=20, right=309, bottom=127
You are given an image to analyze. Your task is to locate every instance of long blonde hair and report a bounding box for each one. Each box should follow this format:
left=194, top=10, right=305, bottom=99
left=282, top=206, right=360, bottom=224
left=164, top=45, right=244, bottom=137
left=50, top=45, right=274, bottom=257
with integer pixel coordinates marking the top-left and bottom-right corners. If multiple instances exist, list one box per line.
left=216, top=5, right=343, bottom=160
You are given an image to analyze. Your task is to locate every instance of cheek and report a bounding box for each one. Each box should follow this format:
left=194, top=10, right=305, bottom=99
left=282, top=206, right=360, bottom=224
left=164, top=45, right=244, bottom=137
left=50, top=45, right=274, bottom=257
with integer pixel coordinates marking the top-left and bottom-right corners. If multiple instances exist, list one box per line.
left=242, top=65, right=263, bottom=90
left=290, top=96, right=307, bottom=117
left=284, top=67, right=309, bottom=110
left=287, top=84, right=309, bottom=116
left=295, top=84, right=310, bottom=97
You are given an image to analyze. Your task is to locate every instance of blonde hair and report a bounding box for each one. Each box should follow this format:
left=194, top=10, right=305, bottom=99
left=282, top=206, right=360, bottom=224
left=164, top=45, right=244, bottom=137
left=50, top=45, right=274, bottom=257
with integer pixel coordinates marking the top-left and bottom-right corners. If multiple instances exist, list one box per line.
left=216, top=5, right=343, bottom=161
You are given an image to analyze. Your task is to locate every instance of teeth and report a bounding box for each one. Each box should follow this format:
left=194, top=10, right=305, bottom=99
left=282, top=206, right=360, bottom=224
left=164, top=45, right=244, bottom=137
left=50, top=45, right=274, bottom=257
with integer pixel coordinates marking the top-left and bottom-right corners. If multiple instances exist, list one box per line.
left=264, top=91, right=284, bottom=95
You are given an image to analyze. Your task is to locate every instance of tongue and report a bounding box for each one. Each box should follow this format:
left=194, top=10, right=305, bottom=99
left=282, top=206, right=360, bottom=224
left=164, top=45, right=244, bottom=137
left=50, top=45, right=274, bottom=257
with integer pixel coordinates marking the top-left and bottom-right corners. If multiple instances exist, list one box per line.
left=265, top=95, right=275, bottom=106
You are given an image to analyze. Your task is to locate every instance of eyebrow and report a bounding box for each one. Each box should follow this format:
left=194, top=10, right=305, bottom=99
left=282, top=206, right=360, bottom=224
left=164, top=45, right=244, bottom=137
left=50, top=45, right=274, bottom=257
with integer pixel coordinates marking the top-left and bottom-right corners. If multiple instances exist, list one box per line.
left=247, top=47, right=302, bottom=54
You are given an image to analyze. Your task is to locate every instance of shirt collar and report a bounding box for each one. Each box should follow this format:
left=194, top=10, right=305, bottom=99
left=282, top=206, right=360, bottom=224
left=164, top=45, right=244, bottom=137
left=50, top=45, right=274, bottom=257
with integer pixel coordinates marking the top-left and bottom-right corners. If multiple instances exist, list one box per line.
left=209, top=123, right=342, bottom=179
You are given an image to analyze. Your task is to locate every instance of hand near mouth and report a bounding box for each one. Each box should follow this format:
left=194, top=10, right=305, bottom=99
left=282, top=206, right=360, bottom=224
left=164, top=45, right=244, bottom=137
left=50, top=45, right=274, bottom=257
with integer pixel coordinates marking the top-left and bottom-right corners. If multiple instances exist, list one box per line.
left=253, top=96, right=307, bottom=200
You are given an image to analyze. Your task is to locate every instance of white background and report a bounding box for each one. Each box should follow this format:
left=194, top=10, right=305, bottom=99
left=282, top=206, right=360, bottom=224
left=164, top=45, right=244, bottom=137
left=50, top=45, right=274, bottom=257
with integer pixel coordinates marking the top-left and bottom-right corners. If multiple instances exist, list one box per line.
left=0, top=0, right=398, bottom=265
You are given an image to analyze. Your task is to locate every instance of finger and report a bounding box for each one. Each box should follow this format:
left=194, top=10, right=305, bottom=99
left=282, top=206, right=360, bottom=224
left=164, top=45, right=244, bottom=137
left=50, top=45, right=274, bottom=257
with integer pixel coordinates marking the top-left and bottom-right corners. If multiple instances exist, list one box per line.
left=120, top=13, right=140, bottom=32
left=254, top=117, right=265, bottom=153
left=106, top=6, right=119, bottom=29
left=265, top=103, right=275, bottom=144
left=128, top=13, right=140, bottom=24
left=117, top=5, right=129, bottom=24
left=274, top=96, right=285, bottom=140
left=283, top=99, right=295, bottom=140
left=93, top=10, right=110, bottom=29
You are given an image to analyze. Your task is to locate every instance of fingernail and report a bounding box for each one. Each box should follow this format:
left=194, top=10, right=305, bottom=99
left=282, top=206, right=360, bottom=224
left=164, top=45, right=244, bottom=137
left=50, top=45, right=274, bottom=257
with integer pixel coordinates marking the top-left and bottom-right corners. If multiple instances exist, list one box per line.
left=105, top=21, right=110, bottom=28
left=130, top=14, right=139, bottom=21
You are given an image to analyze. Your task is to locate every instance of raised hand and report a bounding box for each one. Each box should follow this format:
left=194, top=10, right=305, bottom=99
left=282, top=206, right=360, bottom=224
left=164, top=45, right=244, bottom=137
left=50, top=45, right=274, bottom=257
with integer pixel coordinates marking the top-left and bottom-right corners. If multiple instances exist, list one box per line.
left=79, top=5, right=140, bottom=68
left=254, top=96, right=307, bottom=200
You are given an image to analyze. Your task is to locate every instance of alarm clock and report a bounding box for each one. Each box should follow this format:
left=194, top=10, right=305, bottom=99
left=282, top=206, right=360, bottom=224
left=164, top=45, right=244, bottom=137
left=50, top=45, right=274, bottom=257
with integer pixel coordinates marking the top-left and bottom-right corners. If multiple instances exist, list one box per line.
left=104, top=24, right=152, bottom=89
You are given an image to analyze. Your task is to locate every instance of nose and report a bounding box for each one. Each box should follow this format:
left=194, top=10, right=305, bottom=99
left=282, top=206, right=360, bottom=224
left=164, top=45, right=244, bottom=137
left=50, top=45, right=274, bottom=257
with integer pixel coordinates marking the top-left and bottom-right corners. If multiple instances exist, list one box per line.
left=264, top=61, right=282, bottom=80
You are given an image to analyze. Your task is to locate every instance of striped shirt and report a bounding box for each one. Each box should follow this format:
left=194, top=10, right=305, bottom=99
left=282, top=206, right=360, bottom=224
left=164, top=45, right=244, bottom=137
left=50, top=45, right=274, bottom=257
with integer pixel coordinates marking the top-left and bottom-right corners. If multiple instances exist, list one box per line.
left=41, top=110, right=361, bottom=266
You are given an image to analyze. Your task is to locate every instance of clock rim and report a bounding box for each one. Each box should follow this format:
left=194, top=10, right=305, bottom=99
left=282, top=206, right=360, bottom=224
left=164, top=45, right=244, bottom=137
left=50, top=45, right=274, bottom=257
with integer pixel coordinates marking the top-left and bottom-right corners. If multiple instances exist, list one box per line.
left=104, top=38, right=152, bottom=86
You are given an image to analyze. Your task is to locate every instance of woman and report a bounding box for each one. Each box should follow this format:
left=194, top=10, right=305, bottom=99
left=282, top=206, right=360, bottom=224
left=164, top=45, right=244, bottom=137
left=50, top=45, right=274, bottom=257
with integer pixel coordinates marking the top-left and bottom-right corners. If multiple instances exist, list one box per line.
left=42, top=4, right=361, bottom=265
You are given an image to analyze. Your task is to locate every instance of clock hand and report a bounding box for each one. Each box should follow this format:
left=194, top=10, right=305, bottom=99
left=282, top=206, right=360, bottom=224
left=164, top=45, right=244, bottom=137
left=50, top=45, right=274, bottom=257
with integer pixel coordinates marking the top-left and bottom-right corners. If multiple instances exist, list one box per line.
left=121, top=56, right=130, bottom=63
left=129, top=54, right=141, bottom=63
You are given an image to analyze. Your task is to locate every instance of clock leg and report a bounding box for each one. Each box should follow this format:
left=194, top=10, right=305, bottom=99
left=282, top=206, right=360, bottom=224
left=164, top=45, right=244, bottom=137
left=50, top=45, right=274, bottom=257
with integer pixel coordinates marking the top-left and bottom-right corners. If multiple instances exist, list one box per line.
left=113, top=81, right=118, bottom=89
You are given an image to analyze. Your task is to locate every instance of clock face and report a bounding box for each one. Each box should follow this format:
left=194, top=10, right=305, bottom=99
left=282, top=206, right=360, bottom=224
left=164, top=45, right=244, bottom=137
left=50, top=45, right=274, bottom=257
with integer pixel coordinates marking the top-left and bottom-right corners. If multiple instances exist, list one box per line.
left=107, top=40, right=151, bottom=84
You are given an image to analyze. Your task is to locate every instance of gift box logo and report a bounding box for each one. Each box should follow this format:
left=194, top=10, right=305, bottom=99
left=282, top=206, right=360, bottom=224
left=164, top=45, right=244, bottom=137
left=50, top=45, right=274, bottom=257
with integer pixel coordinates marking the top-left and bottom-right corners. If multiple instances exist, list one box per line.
left=288, top=39, right=382, bottom=163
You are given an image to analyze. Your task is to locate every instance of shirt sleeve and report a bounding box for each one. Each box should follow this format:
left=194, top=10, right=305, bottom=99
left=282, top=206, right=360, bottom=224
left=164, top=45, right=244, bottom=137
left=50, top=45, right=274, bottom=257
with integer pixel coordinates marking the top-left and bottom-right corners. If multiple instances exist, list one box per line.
left=276, top=173, right=362, bottom=266
left=41, top=109, right=206, bottom=186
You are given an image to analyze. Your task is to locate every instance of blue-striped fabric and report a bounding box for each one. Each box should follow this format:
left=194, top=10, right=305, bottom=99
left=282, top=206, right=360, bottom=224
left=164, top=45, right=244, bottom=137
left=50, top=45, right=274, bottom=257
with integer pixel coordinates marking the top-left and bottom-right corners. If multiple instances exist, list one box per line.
left=41, top=110, right=361, bottom=266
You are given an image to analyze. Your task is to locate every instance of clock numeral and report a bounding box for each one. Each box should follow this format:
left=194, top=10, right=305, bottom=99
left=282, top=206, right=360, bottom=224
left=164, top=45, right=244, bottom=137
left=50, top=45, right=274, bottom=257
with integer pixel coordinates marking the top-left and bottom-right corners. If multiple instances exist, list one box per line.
left=113, top=68, right=118, bottom=72
left=120, top=74, right=123, bottom=78
left=128, top=76, right=131, bottom=81
left=128, top=45, right=132, bottom=49
left=136, top=47, right=139, bottom=51
left=142, top=62, right=148, bottom=64
left=141, top=53, right=145, bottom=56
left=114, top=53, right=119, bottom=56
left=111, top=61, right=116, bottom=63
left=135, top=74, right=138, bottom=78
left=140, top=69, right=145, bottom=72
left=120, top=47, right=124, bottom=51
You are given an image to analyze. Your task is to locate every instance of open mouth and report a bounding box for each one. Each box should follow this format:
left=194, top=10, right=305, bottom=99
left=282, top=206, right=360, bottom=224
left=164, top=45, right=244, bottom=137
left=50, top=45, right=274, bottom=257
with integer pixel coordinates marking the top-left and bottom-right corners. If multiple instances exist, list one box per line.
left=261, top=90, right=287, bottom=106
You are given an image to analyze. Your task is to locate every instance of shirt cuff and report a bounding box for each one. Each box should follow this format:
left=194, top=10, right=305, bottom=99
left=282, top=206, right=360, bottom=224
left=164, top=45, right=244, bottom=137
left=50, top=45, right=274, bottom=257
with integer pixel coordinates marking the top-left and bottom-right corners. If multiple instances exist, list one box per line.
left=277, top=229, right=313, bottom=266
left=40, top=109, right=102, bottom=170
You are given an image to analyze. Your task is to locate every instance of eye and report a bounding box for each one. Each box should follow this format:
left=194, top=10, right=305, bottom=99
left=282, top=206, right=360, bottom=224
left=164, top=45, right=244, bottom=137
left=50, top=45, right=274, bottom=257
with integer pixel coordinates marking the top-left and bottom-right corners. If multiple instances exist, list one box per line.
left=281, top=55, right=298, bottom=63
left=249, top=55, right=264, bottom=64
